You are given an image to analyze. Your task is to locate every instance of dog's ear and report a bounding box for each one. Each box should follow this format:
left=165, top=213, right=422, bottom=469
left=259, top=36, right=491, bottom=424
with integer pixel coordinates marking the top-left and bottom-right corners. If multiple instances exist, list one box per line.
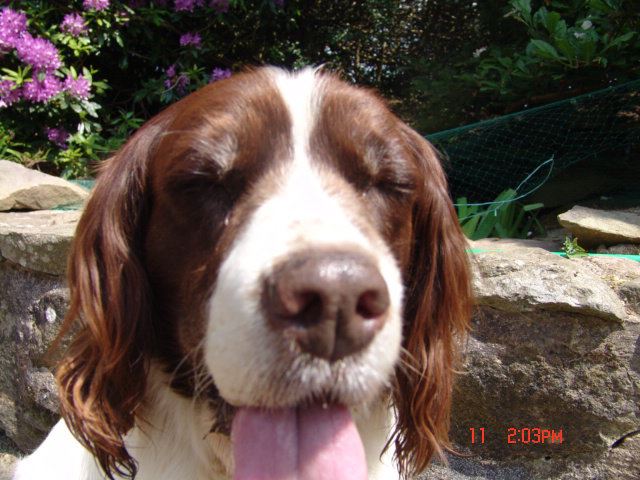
left=391, top=124, right=472, bottom=478
left=55, top=115, right=168, bottom=479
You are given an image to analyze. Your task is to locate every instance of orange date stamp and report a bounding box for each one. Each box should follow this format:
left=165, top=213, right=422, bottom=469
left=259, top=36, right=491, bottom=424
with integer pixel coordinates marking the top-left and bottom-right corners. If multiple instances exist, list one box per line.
left=469, top=427, right=564, bottom=445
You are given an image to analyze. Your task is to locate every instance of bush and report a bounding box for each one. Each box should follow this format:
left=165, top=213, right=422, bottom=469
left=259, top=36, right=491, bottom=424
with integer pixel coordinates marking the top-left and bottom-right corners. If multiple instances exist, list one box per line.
left=407, top=0, right=640, bottom=131
left=0, top=0, right=293, bottom=177
left=1, top=1, right=638, bottom=177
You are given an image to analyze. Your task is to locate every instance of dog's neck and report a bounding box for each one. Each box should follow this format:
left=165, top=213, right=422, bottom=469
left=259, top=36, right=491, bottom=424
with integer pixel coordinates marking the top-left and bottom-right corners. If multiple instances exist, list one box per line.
left=125, top=365, right=233, bottom=480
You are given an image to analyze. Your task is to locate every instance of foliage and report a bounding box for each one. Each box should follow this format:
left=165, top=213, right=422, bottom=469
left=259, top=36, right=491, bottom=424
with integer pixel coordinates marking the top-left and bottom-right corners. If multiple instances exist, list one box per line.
left=472, top=0, right=638, bottom=96
left=0, top=1, right=638, bottom=176
left=561, top=236, right=589, bottom=258
left=406, top=0, right=640, bottom=131
left=456, top=189, right=545, bottom=240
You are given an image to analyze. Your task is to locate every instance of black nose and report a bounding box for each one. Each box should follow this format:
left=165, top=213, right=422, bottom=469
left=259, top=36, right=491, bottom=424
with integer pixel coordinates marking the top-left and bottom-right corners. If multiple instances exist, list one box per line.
left=261, top=249, right=390, bottom=361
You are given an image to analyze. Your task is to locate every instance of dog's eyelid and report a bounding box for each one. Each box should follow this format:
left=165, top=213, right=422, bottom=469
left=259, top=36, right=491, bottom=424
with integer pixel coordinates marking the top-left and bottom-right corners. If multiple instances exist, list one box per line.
left=372, top=163, right=416, bottom=194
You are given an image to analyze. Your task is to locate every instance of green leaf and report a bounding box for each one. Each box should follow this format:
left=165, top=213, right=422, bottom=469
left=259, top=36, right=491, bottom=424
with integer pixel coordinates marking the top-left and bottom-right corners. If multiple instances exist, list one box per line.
left=522, top=202, right=544, bottom=211
left=605, top=31, right=636, bottom=51
left=461, top=214, right=481, bottom=238
left=511, top=0, right=532, bottom=19
left=561, top=237, right=588, bottom=258
left=472, top=211, right=498, bottom=240
left=527, top=39, right=562, bottom=60
left=587, top=0, right=615, bottom=13
left=555, top=37, right=575, bottom=58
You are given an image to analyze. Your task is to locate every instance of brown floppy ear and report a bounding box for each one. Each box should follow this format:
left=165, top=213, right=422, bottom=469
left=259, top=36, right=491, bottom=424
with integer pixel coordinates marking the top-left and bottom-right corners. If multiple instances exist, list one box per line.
left=55, top=116, right=167, bottom=479
left=391, top=124, right=473, bottom=478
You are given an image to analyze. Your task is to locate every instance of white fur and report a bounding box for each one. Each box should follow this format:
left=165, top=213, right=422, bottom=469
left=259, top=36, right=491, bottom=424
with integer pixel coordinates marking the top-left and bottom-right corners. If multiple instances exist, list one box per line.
left=205, top=68, right=403, bottom=407
left=14, top=68, right=404, bottom=480
left=14, top=367, right=399, bottom=480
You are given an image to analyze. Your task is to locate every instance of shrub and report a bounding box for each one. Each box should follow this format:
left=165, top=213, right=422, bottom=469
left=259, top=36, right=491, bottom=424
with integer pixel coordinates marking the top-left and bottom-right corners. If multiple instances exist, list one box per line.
left=0, top=0, right=289, bottom=177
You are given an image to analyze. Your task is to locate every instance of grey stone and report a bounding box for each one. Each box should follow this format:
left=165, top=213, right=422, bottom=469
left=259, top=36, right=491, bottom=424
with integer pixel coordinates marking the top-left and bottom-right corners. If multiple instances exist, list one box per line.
left=0, top=263, right=65, bottom=451
left=0, top=160, right=88, bottom=211
left=470, top=247, right=634, bottom=323
left=558, top=206, right=640, bottom=247
left=436, top=245, right=640, bottom=479
left=596, top=244, right=640, bottom=255
left=0, top=210, right=80, bottom=275
left=1, top=208, right=639, bottom=480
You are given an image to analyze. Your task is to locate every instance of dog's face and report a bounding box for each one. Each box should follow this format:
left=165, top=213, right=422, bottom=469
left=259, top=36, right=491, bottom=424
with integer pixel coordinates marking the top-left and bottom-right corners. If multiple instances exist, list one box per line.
left=56, top=67, right=471, bottom=479
left=145, top=69, right=409, bottom=408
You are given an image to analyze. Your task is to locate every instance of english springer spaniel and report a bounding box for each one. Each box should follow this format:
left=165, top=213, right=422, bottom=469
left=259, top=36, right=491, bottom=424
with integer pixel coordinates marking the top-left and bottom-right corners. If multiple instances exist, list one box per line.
left=14, top=67, right=472, bottom=480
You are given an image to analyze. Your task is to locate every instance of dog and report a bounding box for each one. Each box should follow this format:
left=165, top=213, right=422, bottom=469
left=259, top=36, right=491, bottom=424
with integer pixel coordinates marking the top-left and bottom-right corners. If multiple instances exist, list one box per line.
left=14, top=66, right=471, bottom=480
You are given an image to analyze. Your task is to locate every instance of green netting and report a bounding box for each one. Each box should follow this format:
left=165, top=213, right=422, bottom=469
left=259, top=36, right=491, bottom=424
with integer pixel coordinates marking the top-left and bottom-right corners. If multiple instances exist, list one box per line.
left=60, top=81, right=639, bottom=210
left=426, top=79, right=640, bottom=204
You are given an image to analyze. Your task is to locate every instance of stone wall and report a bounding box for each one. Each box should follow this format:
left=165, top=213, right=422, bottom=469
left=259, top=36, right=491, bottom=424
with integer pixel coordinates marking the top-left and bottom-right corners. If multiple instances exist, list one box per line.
left=1, top=209, right=639, bottom=479
left=0, top=211, right=79, bottom=455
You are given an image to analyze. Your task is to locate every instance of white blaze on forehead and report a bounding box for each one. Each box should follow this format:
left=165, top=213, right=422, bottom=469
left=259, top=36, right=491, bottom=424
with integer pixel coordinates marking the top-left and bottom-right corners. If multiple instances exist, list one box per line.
left=270, top=67, right=321, bottom=161
left=204, top=68, right=403, bottom=407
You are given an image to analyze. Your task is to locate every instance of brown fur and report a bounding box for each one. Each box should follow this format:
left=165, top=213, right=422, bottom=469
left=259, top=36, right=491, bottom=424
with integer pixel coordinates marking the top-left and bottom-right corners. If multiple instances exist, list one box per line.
left=54, top=68, right=472, bottom=480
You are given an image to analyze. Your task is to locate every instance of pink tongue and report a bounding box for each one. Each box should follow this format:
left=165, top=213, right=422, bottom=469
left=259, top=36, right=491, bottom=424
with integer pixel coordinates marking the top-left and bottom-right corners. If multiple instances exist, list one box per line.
left=231, top=405, right=367, bottom=480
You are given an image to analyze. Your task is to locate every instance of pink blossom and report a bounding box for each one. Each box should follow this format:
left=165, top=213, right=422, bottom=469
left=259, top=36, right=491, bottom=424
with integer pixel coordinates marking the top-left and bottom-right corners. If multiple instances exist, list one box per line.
left=15, top=34, right=61, bottom=72
left=60, top=13, right=87, bottom=37
left=0, top=79, right=20, bottom=107
left=22, top=73, right=63, bottom=103
left=210, top=67, right=231, bottom=82
left=174, top=0, right=204, bottom=12
left=176, top=74, right=189, bottom=95
left=179, top=32, right=201, bottom=47
left=83, top=0, right=110, bottom=11
left=64, top=74, right=91, bottom=99
left=45, top=127, right=70, bottom=148
left=0, top=7, right=27, bottom=52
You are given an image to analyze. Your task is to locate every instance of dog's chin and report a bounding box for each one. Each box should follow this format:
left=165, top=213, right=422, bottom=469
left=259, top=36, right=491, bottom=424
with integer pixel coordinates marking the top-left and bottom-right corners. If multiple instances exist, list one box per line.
left=204, top=362, right=391, bottom=438
left=213, top=351, right=396, bottom=411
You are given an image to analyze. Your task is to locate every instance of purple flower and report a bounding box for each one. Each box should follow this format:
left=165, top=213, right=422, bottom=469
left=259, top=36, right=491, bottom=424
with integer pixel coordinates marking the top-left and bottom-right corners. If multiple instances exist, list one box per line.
left=163, top=64, right=177, bottom=88
left=179, top=32, right=201, bottom=48
left=64, top=74, right=91, bottom=99
left=22, top=73, right=63, bottom=103
left=210, top=67, right=231, bottom=82
left=176, top=73, right=189, bottom=95
left=127, top=0, right=147, bottom=7
left=174, top=0, right=204, bottom=12
left=0, top=7, right=27, bottom=52
left=0, top=79, right=20, bottom=107
left=45, top=127, right=70, bottom=148
left=60, top=13, right=87, bottom=37
left=209, top=0, right=229, bottom=13
left=83, top=0, right=110, bottom=11
left=15, top=34, right=61, bottom=72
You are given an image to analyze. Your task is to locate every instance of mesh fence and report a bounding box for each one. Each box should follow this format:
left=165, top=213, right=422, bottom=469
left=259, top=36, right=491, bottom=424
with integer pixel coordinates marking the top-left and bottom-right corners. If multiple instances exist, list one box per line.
left=426, top=79, right=640, bottom=204
left=67, top=80, right=640, bottom=209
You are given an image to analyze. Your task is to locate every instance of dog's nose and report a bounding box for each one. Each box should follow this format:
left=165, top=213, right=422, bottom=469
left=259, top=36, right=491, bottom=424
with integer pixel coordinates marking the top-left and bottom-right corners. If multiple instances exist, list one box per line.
left=262, top=250, right=390, bottom=361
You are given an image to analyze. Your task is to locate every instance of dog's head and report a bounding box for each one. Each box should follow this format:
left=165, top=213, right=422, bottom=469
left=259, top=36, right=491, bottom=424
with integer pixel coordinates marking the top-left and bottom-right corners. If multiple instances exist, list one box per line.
left=56, top=67, right=471, bottom=479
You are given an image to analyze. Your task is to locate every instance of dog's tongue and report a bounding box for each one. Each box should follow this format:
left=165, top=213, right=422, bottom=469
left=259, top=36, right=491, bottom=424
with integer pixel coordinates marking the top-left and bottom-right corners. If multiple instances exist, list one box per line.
left=231, top=405, right=367, bottom=480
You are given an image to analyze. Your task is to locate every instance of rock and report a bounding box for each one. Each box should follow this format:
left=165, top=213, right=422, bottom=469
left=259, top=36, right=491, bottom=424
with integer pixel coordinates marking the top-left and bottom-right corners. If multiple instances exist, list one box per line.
left=471, top=236, right=562, bottom=252
left=596, top=244, right=640, bottom=255
left=0, top=210, right=80, bottom=275
left=445, top=245, right=640, bottom=479
left=558, top=206, right=640, bottom=247
left=0, top=264, right=66, bottom=451
left=1, top=211, right=639, bottom=479
left=0, top=160, right=88, bottom=211
left=470, top=247, right=633, bottom=323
